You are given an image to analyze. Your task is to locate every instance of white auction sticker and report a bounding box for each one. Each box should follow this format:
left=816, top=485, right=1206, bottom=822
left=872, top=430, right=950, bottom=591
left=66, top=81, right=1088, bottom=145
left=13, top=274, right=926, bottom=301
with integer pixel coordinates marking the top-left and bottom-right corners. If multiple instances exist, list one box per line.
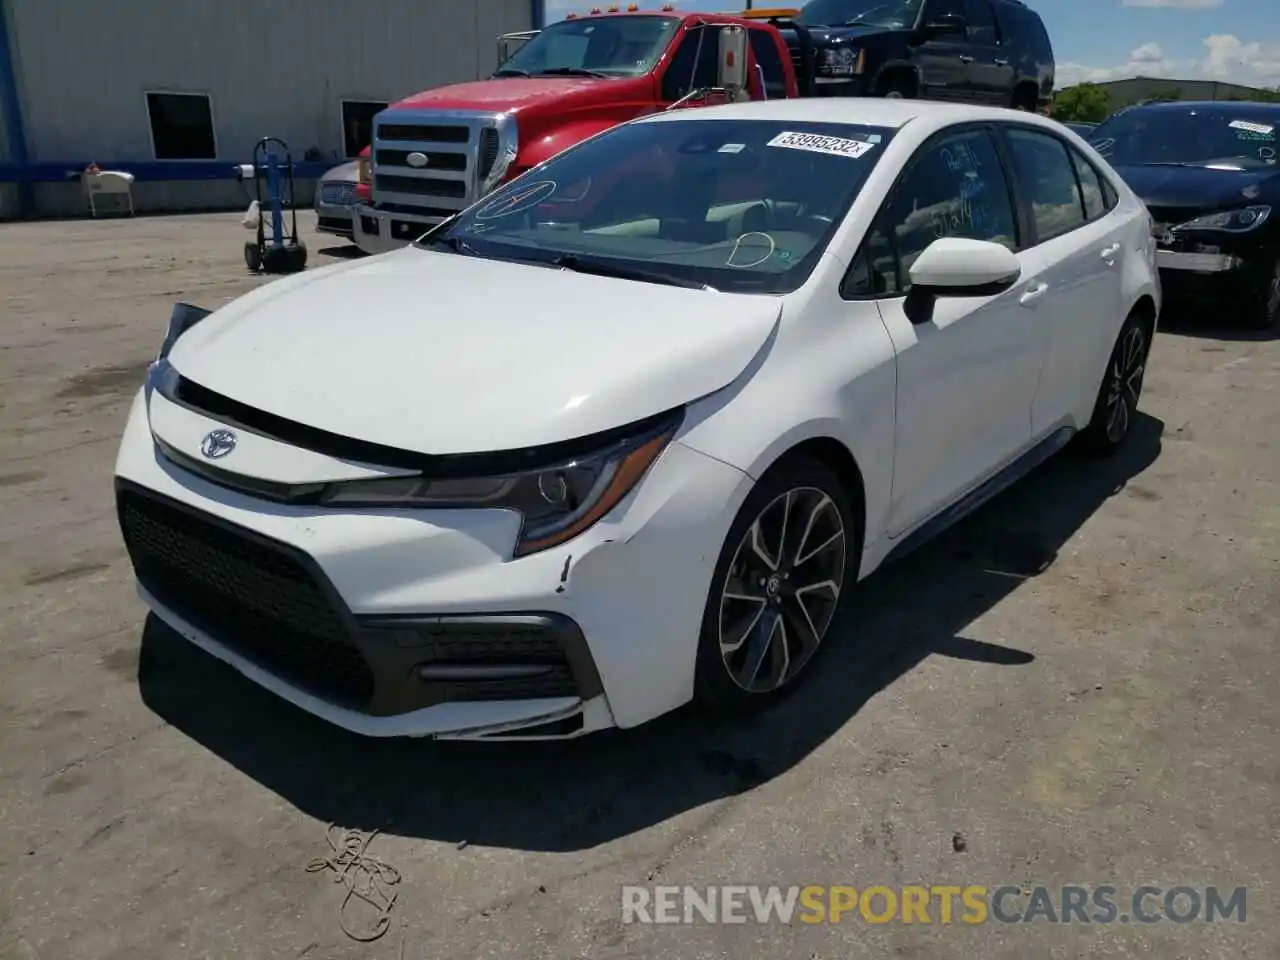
left=766, top=131, right=876, bottom=159
left=1229, top=119, right=1274, bottom=135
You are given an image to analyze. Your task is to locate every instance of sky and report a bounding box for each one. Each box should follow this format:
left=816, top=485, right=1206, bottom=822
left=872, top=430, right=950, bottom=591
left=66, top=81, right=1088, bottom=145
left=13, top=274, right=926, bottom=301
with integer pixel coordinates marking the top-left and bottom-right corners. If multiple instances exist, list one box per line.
left=543, top=0, right=1280, bottom=90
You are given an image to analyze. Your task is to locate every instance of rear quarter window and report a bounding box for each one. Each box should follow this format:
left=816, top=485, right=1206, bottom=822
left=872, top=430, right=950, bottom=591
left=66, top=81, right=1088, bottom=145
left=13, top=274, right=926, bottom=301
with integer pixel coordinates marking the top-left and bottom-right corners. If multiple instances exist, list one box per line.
left=997, top=4, right=1052, bottom=57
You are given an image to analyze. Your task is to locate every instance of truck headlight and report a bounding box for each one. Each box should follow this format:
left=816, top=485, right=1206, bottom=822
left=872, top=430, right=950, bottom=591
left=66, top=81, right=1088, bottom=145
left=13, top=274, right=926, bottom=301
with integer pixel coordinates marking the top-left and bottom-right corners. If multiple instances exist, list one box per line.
left=818, top=47, right=863, bottom=76
left=320, top=411, right=680, bottom=557
left=479, top=115, right=519, bottom=195
left=357, top=156, right=372, bottom=184
left=1174, top=205, right=1270, bottom=233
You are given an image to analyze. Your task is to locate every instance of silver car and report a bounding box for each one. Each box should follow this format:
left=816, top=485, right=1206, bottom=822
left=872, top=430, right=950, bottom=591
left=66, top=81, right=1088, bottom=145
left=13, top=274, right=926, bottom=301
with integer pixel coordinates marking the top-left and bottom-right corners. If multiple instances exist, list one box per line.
left=313, top=160, right=359, bottom=240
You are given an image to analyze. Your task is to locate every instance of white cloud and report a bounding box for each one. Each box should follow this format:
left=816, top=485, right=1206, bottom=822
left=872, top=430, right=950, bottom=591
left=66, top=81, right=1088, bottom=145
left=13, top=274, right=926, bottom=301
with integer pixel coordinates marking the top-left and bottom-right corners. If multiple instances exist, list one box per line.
left=1129, top=42, right=1164, bottom=63
left=1057, top=34, right=1280, bottom=90
left=1121, top=0, right=1225, bottom=8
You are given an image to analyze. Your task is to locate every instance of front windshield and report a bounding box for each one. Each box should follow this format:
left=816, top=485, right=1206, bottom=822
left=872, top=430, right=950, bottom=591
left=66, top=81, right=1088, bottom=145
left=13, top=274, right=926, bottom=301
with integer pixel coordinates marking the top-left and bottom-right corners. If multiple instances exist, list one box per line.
left=494, top=15, right=678, bottom=78
left=1090, top=107, right=1278, bottom=170
left=427, top=118, right=895, bottom=294
left=797, top=0, right=923, bottom=28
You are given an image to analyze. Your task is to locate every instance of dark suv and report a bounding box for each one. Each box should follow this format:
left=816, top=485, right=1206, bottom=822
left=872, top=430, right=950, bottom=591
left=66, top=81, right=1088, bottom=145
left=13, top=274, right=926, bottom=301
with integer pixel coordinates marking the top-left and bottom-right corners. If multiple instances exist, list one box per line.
left=770, top=0, right=1054, bottom=109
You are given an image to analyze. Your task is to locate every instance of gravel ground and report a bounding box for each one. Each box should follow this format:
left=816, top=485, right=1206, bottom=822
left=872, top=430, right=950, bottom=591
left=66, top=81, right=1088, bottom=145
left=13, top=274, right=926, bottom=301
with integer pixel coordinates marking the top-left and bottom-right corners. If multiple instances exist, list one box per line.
left=0, top=212, right=1276, bottom=960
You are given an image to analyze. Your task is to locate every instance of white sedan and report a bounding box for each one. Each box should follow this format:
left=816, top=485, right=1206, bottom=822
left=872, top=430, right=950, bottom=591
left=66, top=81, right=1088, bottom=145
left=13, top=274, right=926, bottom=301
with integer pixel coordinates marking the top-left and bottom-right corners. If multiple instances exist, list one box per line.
left=115, top=99, right=1160, bottom=740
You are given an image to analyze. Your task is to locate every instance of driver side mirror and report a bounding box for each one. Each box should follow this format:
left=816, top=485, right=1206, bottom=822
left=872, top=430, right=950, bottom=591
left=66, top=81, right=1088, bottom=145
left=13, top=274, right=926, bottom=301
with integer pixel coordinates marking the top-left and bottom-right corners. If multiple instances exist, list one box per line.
left=922, top=13, right=968, bottom=37
left=903, top=237, right=1021, bottom=325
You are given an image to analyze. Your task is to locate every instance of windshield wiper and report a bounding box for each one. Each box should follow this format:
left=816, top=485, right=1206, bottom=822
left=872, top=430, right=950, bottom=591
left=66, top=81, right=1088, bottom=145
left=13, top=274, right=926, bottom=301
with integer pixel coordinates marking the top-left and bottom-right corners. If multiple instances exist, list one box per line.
left=534, top=66, right=611, bottom=78
left=550, top=254, right=715, bottom=291
left=419, top=233, right=477, bottom=255
left=492, top=67, right=529, bottom=77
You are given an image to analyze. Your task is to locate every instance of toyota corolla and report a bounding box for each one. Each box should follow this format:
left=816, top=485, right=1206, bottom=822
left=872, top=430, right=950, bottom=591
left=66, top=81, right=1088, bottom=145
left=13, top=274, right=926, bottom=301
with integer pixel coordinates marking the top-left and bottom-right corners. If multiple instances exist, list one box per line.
left=116, top=99, right=1160, bottom=740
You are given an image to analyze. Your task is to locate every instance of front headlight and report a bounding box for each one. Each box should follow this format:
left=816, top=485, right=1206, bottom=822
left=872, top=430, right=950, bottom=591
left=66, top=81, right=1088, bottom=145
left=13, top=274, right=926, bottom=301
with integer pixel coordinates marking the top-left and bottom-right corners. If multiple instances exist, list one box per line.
left=1174, top=205, right=1271, bottom=233
left=157, top=302, right=211, bottom=362
left=357, top=156, right=372, bottom=184
left=819, top=47, right=863, bottom=76
left=320, top=412, right=681, bottom=557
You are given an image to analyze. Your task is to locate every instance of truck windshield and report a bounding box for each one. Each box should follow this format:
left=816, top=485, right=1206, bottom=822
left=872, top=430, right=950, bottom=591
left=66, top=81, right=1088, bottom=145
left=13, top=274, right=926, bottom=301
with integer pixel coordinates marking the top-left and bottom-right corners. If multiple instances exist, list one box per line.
left=796, top=0, right=923, bottom=28
left=424, top=118, right=895, bottom=294
left=1090, top=107, right=1278, bottom=170
left=494, top=15, right=679, bottom=78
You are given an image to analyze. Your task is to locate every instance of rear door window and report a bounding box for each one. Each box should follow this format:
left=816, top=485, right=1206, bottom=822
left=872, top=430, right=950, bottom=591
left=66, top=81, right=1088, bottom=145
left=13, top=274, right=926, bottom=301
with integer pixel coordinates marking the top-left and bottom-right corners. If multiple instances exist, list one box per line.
left=1005, top=128, right=1087, bottom=242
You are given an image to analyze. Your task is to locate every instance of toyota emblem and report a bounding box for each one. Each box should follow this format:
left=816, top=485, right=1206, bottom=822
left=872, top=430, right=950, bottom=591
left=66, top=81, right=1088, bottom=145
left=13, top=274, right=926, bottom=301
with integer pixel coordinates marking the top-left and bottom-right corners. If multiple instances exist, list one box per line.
left=200, top=429, right=237, bottom=460
left=406, top=152, right=429, bottom=168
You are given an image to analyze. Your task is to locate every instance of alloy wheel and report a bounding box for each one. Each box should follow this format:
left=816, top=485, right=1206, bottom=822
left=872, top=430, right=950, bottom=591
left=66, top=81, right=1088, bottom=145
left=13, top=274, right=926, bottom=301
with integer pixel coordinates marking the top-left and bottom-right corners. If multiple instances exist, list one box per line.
left=1105, top=323, right=1147, bottom=443
left=717, top=487, right=846, bottom=693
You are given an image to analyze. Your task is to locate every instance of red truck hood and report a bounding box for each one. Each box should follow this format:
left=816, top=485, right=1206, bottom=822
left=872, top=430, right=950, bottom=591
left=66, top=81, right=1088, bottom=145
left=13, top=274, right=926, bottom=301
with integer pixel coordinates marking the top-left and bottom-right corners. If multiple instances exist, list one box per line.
left=392, top=76, right=624, bottom=113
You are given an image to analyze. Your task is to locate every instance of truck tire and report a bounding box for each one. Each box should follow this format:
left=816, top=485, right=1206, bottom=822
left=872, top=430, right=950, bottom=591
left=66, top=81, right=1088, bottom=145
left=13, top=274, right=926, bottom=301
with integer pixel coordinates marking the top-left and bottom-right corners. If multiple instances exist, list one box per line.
left=876, top=72, right=917, bottom=99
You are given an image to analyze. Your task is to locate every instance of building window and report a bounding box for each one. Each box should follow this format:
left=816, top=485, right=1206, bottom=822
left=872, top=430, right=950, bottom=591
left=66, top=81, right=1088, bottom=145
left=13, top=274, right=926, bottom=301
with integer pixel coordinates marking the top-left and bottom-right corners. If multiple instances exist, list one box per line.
left=341, top=100, right=387, bottom=158
left=145, top=92, right=217, bottom=160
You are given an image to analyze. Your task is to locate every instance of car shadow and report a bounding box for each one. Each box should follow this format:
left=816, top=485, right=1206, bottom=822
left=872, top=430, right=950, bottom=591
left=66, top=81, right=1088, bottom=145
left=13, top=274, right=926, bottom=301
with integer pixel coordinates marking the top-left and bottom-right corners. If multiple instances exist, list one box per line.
left=316, top=244, right=364, bottom=260
left=136, top=413, right=1164, bottom=852
left=1158, top=303, right=1277, bottom=343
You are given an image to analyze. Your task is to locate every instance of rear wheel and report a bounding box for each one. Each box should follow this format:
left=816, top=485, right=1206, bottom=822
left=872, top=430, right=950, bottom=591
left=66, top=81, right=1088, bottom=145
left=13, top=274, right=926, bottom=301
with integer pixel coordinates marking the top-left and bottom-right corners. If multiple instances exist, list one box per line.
left=693, top=458, right=858, bottom=716
left=1010, top=85, right=1039, bottom=111
left=1079, top=311, right=1151, bottom=455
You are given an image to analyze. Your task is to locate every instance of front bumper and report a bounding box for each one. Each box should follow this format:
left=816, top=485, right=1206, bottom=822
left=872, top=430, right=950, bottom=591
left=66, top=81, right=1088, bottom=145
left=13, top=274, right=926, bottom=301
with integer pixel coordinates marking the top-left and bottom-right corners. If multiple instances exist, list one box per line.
left=352, top=204, right=447, bottom=255
left=1154, top=240, right=1272, bottom=306
left=315, top=200, right=354, bottom=238
left=114, top=389, right=753, bottom=739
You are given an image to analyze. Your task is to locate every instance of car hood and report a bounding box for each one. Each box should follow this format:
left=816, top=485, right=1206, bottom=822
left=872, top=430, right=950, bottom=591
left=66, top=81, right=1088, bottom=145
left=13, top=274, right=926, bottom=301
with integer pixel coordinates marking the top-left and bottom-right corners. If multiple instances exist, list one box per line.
left=392, top=77, right=625, bottom=114
left=1112, top=164, right=1280, bottom=215
left=166, top=249, right=782, bottom=456
left=320, top=159, right=359, bottom=183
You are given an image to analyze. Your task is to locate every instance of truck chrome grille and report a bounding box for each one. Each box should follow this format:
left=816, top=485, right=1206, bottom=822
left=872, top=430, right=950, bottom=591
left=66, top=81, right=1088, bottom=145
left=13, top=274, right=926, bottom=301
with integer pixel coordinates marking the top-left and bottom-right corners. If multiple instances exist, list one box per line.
left=371, top=112, right=496, bottom=223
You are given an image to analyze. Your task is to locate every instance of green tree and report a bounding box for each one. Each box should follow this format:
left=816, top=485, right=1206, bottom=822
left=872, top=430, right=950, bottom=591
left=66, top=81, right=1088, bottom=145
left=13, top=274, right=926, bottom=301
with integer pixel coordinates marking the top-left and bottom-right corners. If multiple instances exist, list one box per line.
left=1051, top=83, right=1111, bottom=123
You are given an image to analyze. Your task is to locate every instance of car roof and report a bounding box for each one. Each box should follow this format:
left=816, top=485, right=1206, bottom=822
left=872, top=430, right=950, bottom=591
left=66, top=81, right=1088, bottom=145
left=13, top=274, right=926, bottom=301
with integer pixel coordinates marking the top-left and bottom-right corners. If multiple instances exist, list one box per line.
left=637, top=98, right=1062, bottom=132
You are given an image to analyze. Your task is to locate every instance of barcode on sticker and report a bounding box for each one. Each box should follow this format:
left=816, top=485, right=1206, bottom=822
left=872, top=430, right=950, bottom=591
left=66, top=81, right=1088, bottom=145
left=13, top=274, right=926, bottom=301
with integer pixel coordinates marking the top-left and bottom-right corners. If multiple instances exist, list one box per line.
left=1229, top=120, right=1273, bottom=135
left=767, top=131, right=876, bottom=159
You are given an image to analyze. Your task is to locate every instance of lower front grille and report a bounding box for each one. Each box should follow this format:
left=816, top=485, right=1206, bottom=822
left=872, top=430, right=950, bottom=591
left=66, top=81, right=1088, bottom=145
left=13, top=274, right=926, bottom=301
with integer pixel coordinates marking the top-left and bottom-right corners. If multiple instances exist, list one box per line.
left=117, top=483, right=375, bottom=708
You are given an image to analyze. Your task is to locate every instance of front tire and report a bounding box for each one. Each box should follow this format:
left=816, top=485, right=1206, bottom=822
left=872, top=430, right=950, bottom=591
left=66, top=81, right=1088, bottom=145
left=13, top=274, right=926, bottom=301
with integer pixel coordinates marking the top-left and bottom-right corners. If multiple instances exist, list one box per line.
left=1079, top=310, right=1151, bottom=455
left=1244, top=256, right=1280, bottom=331
left=693, top=458, right=858, bottom=717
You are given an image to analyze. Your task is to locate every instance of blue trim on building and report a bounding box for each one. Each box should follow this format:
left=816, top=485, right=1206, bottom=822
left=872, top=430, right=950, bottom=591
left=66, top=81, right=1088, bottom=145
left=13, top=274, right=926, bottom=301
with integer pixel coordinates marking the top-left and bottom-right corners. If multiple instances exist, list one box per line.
left=531, top=0, right=546, bottom=28
left=0, top=0, right=33, bottom=212
left=0, top=160, right=336, bottom=184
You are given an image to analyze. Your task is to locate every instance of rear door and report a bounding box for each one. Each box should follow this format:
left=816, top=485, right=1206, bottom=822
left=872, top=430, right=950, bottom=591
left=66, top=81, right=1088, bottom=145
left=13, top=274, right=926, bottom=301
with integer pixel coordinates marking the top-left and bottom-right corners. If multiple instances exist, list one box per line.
left=964, top=0, right=1014, bottom=104
left=997, top=126, right=1128, bottom=436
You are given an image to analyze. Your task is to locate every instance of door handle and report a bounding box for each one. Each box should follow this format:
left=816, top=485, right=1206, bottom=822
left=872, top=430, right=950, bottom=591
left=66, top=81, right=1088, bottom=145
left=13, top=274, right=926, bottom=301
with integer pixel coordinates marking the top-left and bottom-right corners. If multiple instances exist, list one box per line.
left=959, top=55, right=974, bottom=63
left=993, top=58, right=1009, bottom=66
left=1100, top=243, right=1121, bottom=261
left=1018, top=281, right=1049, bottom=307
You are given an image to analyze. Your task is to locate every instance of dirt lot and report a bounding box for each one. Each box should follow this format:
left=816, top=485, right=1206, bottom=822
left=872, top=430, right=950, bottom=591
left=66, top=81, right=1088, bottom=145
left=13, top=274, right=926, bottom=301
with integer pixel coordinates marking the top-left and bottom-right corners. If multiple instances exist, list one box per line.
left=0, top=212, right=1276, bottom=960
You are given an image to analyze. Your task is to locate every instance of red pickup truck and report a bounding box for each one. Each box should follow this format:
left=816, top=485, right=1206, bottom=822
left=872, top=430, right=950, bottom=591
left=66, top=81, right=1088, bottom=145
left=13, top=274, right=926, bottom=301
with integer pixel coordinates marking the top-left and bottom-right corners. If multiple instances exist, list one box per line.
left=351, top=7, right=799, bottom=254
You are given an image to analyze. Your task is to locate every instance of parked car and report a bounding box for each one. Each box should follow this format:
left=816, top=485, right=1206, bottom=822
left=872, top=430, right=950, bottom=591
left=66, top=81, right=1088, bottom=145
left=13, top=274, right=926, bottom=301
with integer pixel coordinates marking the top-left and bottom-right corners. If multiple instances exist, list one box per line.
left=116, top=100, right=1158, bottom=740
left=313, top=159, right=360, bottom=241
left=1090, top=100, right=1279, bottom=330
left=769, top=0, right=1055, bottom=108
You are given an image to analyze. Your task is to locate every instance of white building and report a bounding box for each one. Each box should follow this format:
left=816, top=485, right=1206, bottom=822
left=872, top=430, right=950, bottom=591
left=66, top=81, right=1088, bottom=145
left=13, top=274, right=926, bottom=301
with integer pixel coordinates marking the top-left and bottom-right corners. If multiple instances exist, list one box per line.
left=0, top=0, right=541, bottom=218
